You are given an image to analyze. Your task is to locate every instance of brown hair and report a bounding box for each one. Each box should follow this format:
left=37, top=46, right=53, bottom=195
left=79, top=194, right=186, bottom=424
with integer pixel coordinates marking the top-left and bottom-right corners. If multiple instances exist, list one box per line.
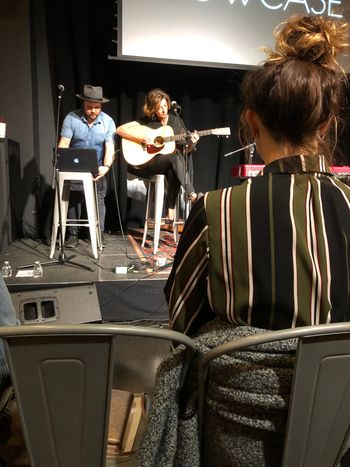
left=143, top=88, right=171, bottom=118
left=240, top=15, right=349, bottom=161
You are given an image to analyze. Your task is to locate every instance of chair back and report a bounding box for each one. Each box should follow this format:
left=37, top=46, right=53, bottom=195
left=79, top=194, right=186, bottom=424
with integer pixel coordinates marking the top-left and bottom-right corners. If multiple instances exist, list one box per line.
left=0, top=323, right=196, bottom=467
left=283, top=327, right=350, bottom=466
left=197, top=323, right=350, bottom=467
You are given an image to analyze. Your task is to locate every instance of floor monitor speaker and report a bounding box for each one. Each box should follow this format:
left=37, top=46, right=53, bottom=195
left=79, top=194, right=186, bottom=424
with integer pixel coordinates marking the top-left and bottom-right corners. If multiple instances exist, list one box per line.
left=10, top=283, right=102, bottom=325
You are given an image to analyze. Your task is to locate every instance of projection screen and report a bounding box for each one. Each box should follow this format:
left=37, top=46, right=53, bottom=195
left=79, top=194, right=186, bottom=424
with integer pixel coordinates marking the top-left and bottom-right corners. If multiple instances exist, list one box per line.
left=109, top=0, right=350, bottom=72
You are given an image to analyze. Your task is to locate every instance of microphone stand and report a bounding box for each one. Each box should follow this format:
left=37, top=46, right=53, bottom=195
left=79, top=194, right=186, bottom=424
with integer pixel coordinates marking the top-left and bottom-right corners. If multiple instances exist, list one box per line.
left=172, top=106, right=192, bottom=220
left=224, top=142, right=255, bottom=158
left=19, top=87, right=94, bottom=272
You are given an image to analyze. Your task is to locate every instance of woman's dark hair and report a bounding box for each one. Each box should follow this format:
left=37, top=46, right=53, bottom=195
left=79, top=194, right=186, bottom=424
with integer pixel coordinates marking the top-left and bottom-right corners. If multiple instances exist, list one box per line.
left=240, top=15, right=349, bottom=162
left=143, top=88, right=171, bottom=119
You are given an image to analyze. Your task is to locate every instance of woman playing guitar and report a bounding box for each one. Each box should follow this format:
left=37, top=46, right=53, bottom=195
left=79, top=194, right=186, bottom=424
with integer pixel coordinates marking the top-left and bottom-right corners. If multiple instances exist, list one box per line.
left=117, top=88, right=199, bottom=226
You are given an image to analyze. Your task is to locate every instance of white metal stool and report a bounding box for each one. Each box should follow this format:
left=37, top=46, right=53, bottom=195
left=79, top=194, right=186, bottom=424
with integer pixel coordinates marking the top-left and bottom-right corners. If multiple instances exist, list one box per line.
left=141, top=174, right=181, bottom=254
left=50, top=172, right=102, bottom=259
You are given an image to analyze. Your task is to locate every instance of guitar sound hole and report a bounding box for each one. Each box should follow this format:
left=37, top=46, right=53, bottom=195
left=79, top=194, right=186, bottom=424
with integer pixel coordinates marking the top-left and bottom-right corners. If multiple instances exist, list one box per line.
left=153, top=136, right=164, bottom=148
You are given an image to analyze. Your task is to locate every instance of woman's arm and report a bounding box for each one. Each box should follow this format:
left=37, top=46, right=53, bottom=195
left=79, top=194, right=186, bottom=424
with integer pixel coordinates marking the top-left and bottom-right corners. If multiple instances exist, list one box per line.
left=165, top=195, right=215, bottom=336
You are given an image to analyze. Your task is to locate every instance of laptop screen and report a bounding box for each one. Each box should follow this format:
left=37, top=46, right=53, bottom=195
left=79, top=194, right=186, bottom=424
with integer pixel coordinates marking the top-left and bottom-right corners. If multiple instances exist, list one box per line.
left=56, top=148, right=99, bottom=175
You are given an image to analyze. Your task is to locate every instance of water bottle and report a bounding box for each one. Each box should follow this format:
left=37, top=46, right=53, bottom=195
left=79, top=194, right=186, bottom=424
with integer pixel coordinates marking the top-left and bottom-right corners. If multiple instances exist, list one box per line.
left=1, top=260, right=12, bottom=278
left=33, top=261, right=43, bottom=278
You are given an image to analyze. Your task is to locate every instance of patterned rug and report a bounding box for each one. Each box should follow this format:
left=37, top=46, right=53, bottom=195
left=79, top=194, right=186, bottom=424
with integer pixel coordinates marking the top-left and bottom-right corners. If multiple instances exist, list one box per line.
left=128, top=228, right=178, bottom=272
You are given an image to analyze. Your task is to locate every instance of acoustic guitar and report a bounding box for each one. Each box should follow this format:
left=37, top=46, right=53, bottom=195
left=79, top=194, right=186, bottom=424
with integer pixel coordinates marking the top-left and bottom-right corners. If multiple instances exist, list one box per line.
left=122, top=125, right=231, bottom=166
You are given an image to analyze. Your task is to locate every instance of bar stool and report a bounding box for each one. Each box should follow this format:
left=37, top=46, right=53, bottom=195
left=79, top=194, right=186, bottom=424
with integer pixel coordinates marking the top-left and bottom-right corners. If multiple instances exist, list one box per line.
left=50, top=172, right=102, bottom=259
left=141, top=174, right=182, bottom=254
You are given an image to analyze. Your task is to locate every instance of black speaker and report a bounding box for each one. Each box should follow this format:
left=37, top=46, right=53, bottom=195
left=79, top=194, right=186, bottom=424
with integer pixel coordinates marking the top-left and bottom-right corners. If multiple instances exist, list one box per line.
left=10, top=283, right=102, bottom=325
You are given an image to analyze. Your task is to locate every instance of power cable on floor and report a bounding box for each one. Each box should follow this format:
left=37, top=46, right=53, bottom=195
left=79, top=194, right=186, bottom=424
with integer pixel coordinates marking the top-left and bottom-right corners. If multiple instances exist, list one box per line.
left=109, top=152, right=154, bottom=271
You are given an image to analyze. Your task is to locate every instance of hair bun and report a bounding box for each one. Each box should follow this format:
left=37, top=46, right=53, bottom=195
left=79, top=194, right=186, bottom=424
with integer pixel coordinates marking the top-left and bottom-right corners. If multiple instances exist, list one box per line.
left=263, top=15, right=349, bottom=72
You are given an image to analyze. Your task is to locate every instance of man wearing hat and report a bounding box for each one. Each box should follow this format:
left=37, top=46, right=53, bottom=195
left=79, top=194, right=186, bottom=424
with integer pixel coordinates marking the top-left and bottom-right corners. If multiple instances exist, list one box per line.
left=58, top=84, right=116, bottom=248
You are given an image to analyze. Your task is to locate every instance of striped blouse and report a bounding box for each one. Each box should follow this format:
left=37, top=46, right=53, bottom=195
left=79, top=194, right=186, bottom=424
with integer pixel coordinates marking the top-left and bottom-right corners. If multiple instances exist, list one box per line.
left=165, top=154, right=350, bottom=336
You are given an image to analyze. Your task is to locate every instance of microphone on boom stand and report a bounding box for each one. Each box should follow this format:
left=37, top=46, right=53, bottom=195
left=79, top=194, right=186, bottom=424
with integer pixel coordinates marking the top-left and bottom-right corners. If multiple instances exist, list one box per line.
left=171, top=101, right=182, bottom=113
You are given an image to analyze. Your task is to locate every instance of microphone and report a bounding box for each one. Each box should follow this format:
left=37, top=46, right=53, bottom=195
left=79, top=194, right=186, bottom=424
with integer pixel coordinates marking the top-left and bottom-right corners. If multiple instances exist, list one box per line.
left=171, top=101, right=182, bottom=112
left=58, top=84, right=65, bottom=92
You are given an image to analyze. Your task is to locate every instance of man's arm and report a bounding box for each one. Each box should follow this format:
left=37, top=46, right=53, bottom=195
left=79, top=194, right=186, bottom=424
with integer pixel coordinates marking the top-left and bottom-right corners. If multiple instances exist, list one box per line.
left=95, top=116, right=116, bottom=180
left=94, top=141, right=115, bottom=181
left=103, top=141, right=115, bottom=169
left=58, top=136, right=71, bottom=148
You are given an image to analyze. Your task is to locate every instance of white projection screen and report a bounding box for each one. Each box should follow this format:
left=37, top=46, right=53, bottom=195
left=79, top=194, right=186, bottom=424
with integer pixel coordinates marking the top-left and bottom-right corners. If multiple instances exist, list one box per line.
left=110, top=0, right=350, bottom=72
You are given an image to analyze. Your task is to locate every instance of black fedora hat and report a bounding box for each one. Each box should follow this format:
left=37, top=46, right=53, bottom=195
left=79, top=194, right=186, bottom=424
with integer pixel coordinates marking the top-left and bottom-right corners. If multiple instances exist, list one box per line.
left=76, top=85, right=109, bottom=103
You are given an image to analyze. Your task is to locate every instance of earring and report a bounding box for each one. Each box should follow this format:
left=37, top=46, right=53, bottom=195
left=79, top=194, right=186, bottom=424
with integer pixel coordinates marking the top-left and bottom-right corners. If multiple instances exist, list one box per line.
left=316, top=130, right=325, bottom=140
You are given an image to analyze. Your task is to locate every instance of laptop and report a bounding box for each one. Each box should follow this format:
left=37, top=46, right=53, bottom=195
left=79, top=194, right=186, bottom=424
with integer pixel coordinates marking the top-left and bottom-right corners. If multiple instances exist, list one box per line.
left=56, top=148, right=99, bottom=175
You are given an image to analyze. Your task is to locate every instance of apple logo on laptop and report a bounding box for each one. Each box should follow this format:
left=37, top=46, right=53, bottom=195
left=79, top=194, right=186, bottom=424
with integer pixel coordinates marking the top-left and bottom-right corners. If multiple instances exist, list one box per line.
left=73, top=157, right=80, bottom=164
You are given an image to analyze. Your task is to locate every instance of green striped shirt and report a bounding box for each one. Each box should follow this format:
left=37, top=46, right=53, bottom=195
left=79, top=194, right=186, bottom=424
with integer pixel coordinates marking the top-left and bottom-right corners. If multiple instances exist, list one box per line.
left=165, top=155, right=350, bottom=335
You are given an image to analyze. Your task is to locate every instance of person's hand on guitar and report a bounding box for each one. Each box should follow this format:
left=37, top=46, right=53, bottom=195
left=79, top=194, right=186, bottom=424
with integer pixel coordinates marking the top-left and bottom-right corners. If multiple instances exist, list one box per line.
left=140, top=133, right=154, bottom=147
left=180, top=130, right=200, bottom=153
left=188, top=130, right=199, bottom=151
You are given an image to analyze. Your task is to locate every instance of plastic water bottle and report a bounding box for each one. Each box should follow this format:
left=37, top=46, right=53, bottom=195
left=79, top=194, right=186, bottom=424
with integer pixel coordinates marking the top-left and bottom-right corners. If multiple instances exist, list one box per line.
left=33, top=261, right=43, bottom=278
left=1, top=260, right=12, bottom=278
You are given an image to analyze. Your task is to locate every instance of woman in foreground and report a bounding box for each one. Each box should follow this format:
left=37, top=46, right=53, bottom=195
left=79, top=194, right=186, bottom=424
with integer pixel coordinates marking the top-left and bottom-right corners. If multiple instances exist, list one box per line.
left=167, top=14, right=350, bottom=337
left=138, top=14, right=350, bottom=467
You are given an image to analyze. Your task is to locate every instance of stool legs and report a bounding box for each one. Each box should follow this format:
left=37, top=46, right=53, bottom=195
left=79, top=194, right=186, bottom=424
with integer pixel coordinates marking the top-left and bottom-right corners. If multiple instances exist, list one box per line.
left=142, top=175, right=165, bottom=255
left=83, top=177, right=100, bottom=259
left=141, top=182, right=152, bottom=249
left=141, top=174, right=185, bottom=255
left=50, top=172, right=102, bottom=260
left=153, top=175, right=165, bottom=254
left=50, top=179, right=70, bottom=259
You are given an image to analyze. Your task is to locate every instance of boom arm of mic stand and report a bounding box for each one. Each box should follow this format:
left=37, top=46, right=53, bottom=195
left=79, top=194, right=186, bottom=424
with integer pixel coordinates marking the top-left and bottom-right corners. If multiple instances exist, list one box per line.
left=224, top=143, right=255, bottom=158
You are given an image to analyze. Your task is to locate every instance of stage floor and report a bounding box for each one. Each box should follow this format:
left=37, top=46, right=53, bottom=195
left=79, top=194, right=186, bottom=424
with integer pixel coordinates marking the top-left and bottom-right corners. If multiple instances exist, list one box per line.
left=1, top=231, right=175, bottom=324
left=0, top=230, right=174, bottom=284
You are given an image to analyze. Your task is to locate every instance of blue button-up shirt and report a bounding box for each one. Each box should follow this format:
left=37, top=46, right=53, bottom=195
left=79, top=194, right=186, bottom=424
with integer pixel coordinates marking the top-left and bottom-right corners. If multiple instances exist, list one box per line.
left=61, top=109, right=116, bottom=165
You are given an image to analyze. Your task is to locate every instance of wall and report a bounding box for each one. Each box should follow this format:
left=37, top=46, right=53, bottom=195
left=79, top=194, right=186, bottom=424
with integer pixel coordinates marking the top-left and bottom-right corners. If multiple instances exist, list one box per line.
left=0, top=0, right=55, bottom=242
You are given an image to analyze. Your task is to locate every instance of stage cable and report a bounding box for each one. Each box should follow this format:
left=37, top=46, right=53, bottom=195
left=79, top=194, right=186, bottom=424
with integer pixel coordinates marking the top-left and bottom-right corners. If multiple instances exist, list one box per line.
left=109, top=148, right=154, bottom=272
left=97, top=259, right=174, bottom=309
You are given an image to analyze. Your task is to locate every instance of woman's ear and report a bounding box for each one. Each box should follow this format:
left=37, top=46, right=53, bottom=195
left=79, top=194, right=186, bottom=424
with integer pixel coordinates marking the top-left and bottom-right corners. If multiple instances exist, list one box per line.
left=245, top=109, right=259, bottom=139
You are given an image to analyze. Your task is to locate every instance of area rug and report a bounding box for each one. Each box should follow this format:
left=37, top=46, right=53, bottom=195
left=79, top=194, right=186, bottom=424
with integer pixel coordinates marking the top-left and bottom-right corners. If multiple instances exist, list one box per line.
left=128, top=228, right=178, bottom=269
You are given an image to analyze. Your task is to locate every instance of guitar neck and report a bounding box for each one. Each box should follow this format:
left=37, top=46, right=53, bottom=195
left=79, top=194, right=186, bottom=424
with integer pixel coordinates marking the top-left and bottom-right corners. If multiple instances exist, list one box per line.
left=165, top=129, right=215, bottom=143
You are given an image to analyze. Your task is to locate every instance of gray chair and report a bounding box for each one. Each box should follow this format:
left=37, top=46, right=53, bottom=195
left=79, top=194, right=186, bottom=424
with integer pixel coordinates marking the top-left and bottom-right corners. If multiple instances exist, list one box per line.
left=197, top=322, right=350, bottom=467
left=0, top=323, right=196, bottom=467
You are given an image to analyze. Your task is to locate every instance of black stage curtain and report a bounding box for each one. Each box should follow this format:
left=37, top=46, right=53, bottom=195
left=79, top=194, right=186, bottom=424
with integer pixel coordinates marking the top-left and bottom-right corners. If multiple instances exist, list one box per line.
left=43, top=0, right=350, bottom=232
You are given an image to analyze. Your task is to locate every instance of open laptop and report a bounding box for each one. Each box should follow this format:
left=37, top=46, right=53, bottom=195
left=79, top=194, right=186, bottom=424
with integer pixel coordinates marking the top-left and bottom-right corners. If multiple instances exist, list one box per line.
left=56, top=148, right=99, bottom=175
